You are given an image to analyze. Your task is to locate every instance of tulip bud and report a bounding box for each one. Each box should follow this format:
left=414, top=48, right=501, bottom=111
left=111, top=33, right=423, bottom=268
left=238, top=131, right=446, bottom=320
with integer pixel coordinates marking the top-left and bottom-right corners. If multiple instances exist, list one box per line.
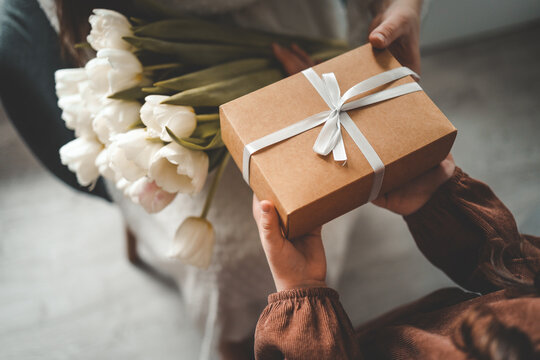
left=126, top=177, right=177, bottom=213
left=57, top=93, right=95, bottom=138
left=59, top=137, right=102, bottom=186
left=92, top=100, right=141, bottom=144
left=115, top=176, right=131, bottom=194
left=78, top=79, right=109, bottom=116
left=149, top=142, right=209, bottom=194
left=140, top=95, right=196, bottom=142
left=99, top=49, right=143, bottom=94
left=87, top=9, right=133, bottom=51
left=168, top=217, right=215, bottom=268
left=55, top=68, right=87, bottom=98
left=109, top=128, right=162, bottom=182
left=86, top=49, right=143, bottom=96
left=94, top=148, right=116, bottom=180
left=85, top=57, right=112, bottom=96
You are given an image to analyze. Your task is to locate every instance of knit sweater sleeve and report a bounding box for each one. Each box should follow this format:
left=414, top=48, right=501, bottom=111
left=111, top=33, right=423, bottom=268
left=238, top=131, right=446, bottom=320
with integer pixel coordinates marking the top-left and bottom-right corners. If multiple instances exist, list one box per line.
left=255, top=287, right=361, bottom=360
left=404, top=167, right=535, bottom=294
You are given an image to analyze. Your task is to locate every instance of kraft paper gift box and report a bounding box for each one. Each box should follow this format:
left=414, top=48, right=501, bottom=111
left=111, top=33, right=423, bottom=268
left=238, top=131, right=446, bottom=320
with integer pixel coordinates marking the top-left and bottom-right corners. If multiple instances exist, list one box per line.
left=220, top=44, right=457, bottom=238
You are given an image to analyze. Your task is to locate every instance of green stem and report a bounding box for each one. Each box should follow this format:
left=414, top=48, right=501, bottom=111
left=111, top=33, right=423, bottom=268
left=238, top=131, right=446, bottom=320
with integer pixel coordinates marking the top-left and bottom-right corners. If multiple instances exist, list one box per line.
left=200, top=152, right=230, bottom=219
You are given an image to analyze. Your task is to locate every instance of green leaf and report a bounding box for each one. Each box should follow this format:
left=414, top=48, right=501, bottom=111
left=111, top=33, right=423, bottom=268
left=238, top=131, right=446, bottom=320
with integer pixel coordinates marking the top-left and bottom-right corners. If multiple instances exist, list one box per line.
left=141, top=86, right=174, bottom=95
left=134, top=49, right=179, bottom=66
left=166, top=127, right=224, bottom=151
left=129, top=17, right=149, bottom=26
left=191, top=121, right=220, bottom=139
left=155, top=58, right=273, bottom=91
left=132, top=18, right=348, bottom=53
left=207, top=147, right=228, bottom=173
left=74, top=42, right=92, bottom=49
left=123, top=36, right=272, bottom=66
left=108, top=86, right=146, bottom=101
left=143, top=63, right=185, bottom=73
left=196, top=114, right=219, bottom=122
left=162, top=68, right=283, bottom=107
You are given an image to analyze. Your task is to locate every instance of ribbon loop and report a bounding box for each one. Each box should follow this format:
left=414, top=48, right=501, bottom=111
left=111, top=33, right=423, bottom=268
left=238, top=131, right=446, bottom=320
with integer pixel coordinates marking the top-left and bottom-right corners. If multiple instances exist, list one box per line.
left=313, top=111, right=340, bottom=156
left=322, top=73, right=342, bottom=110
left=242, top=66, right=422, bottom=202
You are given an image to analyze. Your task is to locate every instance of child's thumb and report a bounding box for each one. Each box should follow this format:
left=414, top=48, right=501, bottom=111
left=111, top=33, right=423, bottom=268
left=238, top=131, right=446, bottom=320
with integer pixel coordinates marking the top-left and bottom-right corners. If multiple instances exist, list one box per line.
left=257, top=201, right=285, bottom=253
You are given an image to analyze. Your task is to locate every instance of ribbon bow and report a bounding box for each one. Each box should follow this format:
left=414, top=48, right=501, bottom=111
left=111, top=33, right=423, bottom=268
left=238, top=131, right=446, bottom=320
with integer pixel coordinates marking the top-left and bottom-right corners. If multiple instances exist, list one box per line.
left=243, top=66, right=422, bottom=201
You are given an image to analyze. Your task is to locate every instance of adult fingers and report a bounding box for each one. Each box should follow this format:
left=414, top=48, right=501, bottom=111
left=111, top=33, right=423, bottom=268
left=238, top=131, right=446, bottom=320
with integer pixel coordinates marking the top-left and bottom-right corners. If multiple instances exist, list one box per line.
left=272, top=43, right=309, bottom=75
left=391, top=39, right=421, bottom=75
left=369, top=12, right=408, bottom=49
left=368, top=13, right=383, bottom=34
left=290, top=43, right=316, bottom=67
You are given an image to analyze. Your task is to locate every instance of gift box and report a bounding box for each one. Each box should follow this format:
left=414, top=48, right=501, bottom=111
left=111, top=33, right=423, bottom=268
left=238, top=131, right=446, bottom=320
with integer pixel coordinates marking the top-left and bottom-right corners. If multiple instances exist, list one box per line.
left=220, top=44, right=457, bottom=238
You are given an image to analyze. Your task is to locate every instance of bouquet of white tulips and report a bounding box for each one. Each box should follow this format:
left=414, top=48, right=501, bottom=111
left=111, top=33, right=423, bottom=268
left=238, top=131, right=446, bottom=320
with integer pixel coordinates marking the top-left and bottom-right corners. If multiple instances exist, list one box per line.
left=56, top=9, right=347, bottom=268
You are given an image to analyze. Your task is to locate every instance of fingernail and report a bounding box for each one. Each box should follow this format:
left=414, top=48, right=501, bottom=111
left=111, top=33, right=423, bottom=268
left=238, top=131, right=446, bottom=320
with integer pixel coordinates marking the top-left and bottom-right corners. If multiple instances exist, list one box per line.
left=261, top=202, right=271, bottom=213
left=375, top=33, right=386, bottom=45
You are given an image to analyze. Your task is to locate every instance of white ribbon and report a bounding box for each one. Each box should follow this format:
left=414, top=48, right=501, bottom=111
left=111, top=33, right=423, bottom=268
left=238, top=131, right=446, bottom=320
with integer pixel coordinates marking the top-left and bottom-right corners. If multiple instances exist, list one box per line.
left=242, top=66, right=422, bottom=202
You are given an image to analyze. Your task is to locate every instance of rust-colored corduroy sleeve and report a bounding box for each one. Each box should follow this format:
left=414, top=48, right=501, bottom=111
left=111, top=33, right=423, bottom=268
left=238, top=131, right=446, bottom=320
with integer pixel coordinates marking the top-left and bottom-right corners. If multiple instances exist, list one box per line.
left=404, top=167, right=539, bottom=294
left=255, top=287, right=361, bottom=360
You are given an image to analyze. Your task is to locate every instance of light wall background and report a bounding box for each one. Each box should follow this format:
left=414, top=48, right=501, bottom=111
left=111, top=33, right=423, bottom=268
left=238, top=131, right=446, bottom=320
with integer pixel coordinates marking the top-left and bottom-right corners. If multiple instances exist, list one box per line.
left=420, top=0, right=540, bottom=48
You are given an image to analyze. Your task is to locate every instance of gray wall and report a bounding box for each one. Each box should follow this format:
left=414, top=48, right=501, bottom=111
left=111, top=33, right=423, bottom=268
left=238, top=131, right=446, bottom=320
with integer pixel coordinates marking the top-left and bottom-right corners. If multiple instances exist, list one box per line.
left=420, top=0, right=540, bottom=48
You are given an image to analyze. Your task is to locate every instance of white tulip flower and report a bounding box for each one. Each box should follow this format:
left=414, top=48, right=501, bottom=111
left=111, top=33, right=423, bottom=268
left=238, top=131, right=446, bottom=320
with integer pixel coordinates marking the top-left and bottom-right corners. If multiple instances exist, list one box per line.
left=87, top=9, right=133, bottom=51
left=85, top=57, right=112, bottom=96
left=109, top=128, right=162, bottom=182
left=55, top=68, right=87, bottom=98
left=140, top=95, right=197, bottom=142
left=149, top=142, right=209, bottom=194
left=78, top=79, right=109, bottom=117
left=57, top=93, right=94, bottom=138
left=86, top=49, right=143, bottom=96
left=93, top=100, right=141, bottom=144
left=59, top=137, right=102, bottom=186
left=94, top=148, right=115, bottom=180
left=126, top=177, right=177, bottom=213
left=99, top=49, right=143, bottom=94
left=115, top=176, right=132, bottom=194
left=168, top=217, right=215, bottom=268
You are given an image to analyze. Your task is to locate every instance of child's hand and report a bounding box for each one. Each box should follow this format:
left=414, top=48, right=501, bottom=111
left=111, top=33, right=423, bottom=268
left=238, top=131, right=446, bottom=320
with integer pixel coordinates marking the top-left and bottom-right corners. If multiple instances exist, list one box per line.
left=272, top=43, right=316, bottom=76
left=368, top=0, right=423, bottom=74
left=252, top=195, right=327, bottom=292
left=372, top=154, right=455, bottom=215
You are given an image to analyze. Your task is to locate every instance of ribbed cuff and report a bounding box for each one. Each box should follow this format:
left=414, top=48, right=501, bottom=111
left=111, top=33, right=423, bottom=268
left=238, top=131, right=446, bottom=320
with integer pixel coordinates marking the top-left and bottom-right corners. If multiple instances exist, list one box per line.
left=404, top=167, right=466, bottom=224
left=268, top=287, right=338, bottom=304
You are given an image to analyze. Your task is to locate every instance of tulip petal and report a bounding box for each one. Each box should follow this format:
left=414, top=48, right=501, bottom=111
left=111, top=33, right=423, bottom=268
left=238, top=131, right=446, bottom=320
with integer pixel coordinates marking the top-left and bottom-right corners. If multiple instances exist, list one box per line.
left=168, top=217, right=215, bottom=268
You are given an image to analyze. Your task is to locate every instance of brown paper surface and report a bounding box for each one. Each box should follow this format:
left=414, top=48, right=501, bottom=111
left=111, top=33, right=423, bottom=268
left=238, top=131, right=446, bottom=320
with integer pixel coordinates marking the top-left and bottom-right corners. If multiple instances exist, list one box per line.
left=220, top=44, right=457, bottom=238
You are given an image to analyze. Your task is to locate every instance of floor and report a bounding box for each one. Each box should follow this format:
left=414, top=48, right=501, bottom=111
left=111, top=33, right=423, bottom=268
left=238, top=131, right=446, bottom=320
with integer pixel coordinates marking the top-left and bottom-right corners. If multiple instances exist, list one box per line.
left=1, top=24, right=539, bottom=360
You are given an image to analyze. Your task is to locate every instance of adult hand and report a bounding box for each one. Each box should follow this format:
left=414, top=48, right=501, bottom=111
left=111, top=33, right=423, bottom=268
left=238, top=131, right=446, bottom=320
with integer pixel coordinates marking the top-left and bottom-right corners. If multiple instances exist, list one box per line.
left=272, top=43, right=316, bottom=76
left=252, top=195, right=327, bottom=292
left=368, top=0, right=423, bottom=74
left=372, top=154, right=456, bottom=216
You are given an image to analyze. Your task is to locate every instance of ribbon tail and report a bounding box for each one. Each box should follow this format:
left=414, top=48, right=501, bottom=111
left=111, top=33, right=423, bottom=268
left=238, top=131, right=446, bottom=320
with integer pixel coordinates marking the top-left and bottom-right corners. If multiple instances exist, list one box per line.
left=332, top=134, right=347, bottom=162
left=340, top=113, right=385, bottom=202
left=312, top=113, right=341, bottom=156
left=242, top=111, right=330, bottom=184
